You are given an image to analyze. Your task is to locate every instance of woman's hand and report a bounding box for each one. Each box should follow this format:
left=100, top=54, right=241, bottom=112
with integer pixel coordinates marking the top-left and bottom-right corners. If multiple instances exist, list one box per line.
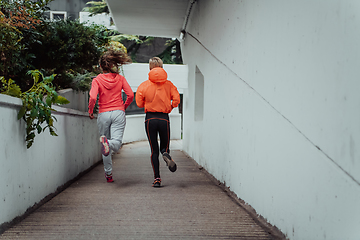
left=89, top=113, right=94, bottom=119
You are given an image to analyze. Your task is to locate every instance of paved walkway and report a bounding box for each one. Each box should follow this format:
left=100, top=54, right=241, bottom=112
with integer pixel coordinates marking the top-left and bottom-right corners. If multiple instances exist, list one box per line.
left=0, top=141, right=285, bottom=240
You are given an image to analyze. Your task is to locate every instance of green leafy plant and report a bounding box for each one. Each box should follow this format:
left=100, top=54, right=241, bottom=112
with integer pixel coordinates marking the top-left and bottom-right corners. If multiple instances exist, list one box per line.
left=0, top=20, right=24, bottom=78
left=0, top=76, right=21, bottom=97
left=82, top=0, right=109, bottom=16
left=0, top=0, right=51, bottom=86
left=30, top=20, right=110, bottom=89
left=70, top=71, right=94, bottom=92
left=1, top=70, right=69, bottom=148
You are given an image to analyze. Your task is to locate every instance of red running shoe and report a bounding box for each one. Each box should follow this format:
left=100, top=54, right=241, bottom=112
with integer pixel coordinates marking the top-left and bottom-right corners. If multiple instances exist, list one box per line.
left=105, top=173, right=114, bottom=183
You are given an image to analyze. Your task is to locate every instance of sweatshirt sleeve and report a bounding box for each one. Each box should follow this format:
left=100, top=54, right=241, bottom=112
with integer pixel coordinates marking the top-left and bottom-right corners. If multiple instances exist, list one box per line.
left=88, top=79, right=99, bottom=114
left=135, top=83, right=145, bottom=108
left=122, top=77, right=134, bottom=109
left=170, top=83, right=180, bottom=109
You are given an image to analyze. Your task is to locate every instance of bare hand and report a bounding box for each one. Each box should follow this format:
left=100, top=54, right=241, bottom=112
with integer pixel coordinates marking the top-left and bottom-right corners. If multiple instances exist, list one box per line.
left=89, top=113, right=94, bottom=119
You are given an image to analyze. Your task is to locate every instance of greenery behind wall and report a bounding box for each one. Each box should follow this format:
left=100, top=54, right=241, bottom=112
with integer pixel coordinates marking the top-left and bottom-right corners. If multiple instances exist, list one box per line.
left=0, top=0, right=110, bottom=92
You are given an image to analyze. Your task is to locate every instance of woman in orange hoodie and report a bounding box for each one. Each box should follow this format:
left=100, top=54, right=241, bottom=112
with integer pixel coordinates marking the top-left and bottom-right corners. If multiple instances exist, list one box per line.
left=136, top=57, right=180, bottom=187
left=88, top=50, right=134, bottom=183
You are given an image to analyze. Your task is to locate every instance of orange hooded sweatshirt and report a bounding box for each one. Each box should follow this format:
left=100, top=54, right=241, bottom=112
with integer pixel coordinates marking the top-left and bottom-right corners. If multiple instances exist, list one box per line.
left=88, top=73, right=134, bottom=114
left=136, top=67, right=180, bottom=113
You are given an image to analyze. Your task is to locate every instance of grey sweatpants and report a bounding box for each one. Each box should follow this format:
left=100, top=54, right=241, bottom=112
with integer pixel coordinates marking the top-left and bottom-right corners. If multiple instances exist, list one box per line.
left=97, top=110, right=126, bottom=175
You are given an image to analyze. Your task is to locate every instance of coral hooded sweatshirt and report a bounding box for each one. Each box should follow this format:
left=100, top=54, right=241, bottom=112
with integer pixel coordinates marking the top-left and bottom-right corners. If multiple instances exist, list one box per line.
left=88, top=73, right=134, bottom=114
left=136, top=67, right=180, bottom=113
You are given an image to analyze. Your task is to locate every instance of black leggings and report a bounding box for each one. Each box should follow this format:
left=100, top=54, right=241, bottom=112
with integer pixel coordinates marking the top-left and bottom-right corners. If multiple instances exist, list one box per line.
left=145, top=112, right=170, bottom=179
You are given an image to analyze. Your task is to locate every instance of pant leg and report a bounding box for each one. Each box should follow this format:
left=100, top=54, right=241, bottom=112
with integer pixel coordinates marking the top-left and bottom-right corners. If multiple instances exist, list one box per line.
left=145, top=118, right=160, bottom=179
left=97, top=111, right=111, bottom=139
left=97, top=111, right=113, bottom=175
left=158, top=118, right=170, bottom=154
left=109, top=110, right=126, bottom=153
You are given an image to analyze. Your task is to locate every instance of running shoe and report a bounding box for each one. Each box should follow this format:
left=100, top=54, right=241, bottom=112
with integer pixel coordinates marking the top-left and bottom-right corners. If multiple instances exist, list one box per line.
left=152, top=178, right=161, bottom=187
left=162, top=152, right=177, bottom=172
left=105, top=173, right=114, bottom=183
left=100, top=135, right=110, bottom=156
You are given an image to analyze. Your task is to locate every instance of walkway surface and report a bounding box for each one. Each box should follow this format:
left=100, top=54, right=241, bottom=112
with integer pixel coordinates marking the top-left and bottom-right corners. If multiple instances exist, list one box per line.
left=0, top=140, right=285, bottom=240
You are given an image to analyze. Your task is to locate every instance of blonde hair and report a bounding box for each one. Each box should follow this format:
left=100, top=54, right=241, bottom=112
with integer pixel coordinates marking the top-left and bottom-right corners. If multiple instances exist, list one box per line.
left=149, top=57, right=163, bottom=70
left=99, top=50, right=132, bottom=73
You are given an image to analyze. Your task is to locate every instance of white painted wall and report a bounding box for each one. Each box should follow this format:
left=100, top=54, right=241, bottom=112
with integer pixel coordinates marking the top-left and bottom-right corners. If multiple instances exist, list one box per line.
left=181, top=1, right=360, bottom=240
left=58, top=89, right=89, bottom=112
left=0, top=94, right=101, bottom=227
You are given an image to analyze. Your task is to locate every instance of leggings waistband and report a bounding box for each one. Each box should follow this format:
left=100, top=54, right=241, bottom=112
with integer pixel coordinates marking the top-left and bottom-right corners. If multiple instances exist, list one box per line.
left=145, top=112, right=169, bottom=120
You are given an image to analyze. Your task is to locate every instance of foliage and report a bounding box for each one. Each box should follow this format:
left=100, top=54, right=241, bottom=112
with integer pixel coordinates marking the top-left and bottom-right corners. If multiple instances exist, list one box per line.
left=0, top=70, right=70, bottom=148
left=108, top=40, right=127, bottom=53
left=157, top=39, right=183, bottom=64
left=0, top=0, right=51, bottom=82
left=69, top=71, right=94, bottom=92
left=0, top=3, right=43, bottom=29
left=83, top=0, right=109, bottom=16
left=28, top=20, right=110, bottom=89
left=0, top=76, right=21, bottom=97
left=110, top=33, right=144, bottom=44
left=0, top=21, right=23, bottom=77
left=1, top=0, right=110, bottom=92
left=110, top=31, right=182, bottom=64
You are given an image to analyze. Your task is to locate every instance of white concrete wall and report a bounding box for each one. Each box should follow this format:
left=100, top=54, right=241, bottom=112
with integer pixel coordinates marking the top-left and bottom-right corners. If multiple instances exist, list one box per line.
left=58, top=89, right=89, bottom=112
left=181, top=1, right=360, bottom=240
left=0, top=94, right=101, bottom=227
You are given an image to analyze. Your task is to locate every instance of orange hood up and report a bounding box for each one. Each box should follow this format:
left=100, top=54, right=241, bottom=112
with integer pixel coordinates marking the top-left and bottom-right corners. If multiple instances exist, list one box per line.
left=148, top=67, right=167, bottom=84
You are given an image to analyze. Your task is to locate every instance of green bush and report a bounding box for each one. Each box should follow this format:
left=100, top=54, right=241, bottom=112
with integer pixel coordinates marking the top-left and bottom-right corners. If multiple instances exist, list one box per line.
left=0, top=22, right=24, bottom=77
left=68, top=71, right=94, bottom=92
left=0, top=0, right=50, bottom=89
left=28, top=20, right=109, bottom=89
left=1, top=0, right=110, bottom=91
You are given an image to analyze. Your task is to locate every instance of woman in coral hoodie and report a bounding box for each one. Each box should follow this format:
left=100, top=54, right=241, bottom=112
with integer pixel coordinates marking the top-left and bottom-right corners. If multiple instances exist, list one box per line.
left=136, top=57, right=180, bottom=187
left=88, top=50, right=134, bottom=183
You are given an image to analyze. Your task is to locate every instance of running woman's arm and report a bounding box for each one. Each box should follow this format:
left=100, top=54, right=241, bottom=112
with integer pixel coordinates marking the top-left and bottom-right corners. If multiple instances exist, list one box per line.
left=88, top=79, right=99, bottom=114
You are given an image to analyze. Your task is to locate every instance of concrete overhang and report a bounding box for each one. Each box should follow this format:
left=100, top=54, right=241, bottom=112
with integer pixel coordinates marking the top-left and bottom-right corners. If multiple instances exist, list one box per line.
left=106, top=0, right=190, bottom=38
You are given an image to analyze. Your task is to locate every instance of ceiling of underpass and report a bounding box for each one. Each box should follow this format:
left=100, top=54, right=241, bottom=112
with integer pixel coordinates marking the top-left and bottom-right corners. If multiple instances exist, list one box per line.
left=106, top=0, right=190, bottom=38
